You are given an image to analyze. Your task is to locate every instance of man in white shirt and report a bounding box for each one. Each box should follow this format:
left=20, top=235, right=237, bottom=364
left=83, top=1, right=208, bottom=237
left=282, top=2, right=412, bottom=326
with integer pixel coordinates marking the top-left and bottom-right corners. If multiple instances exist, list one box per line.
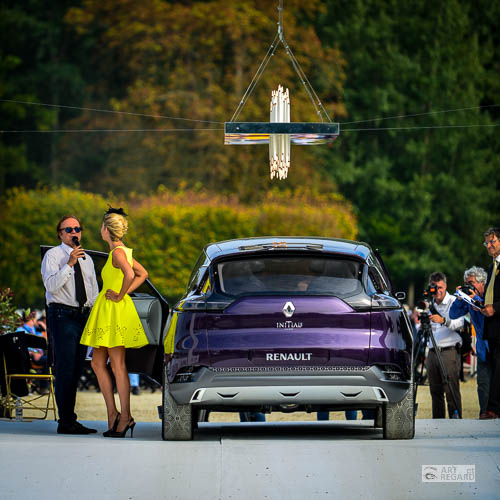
left=422, top=272, right=464, bottom=418
left=41, top=215, right=99, bottom=434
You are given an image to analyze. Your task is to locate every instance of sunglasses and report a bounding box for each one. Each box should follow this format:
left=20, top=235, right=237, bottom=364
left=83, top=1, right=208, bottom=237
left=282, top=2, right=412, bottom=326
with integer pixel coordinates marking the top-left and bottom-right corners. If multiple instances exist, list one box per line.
left=60, top=226, right=82, bottom=234
left=483, top=238, right=499, bottom=247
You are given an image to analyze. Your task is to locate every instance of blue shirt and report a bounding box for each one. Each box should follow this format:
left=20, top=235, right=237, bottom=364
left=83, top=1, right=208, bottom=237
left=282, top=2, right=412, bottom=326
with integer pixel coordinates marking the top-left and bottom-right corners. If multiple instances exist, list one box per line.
left=17, top=323, right=36, bottom=335
left=449, top=294, right=488, bottom=362
left=16, top=323, right=44, bottom=356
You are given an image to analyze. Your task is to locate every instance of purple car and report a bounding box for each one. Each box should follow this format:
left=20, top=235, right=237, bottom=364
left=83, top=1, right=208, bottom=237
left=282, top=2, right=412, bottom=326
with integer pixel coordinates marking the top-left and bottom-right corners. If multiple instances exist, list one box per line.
left=162, top=237, right=415, bottom=440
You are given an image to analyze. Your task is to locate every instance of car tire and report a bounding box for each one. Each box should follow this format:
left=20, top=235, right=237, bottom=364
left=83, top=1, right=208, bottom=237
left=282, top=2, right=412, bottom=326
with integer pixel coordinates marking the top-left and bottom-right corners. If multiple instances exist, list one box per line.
left=382, top=384, right=415, bottom=440
left=374, top=406, right=383, bottom=428
left=162, top=366, right=193, bottom=441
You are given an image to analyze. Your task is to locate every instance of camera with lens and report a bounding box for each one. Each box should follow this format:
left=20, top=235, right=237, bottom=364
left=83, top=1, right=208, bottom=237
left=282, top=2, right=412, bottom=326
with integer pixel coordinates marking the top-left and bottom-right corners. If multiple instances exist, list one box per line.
left=422, top=285, right=438, bottom=298
left=460, top=284, right=475, bottom=296
left=416, top=303, right=430, bottom=324
left=416, top=286, right=439, bottom=325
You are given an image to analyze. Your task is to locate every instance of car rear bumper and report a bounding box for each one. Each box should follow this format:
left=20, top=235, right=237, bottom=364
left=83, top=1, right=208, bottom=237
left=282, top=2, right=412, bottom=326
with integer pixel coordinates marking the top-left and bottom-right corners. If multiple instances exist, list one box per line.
left=168, top=365, right=411, bottom=409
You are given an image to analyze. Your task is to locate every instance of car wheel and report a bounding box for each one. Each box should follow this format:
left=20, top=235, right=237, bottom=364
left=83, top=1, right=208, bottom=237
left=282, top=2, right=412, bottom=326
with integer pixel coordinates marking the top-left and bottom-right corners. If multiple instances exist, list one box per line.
left=374, top=406, right=383, bottom=428
left=382, top=384, right=415, bottom=440
left=162, top=366, right=193, bottom=441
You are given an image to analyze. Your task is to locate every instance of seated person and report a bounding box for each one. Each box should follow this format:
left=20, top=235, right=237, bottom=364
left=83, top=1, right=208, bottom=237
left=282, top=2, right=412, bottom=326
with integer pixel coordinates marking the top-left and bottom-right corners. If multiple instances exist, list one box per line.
left=34, top=311, right=47, bottom=339
left=16, top=309, right=49, bottom=393
left=296, top=279, right=311, bottom=292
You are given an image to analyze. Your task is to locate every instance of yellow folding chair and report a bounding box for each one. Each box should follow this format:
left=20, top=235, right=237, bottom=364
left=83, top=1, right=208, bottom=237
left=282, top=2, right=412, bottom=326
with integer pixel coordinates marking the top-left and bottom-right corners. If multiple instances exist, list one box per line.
left=0, top=331, right=57, bottom=421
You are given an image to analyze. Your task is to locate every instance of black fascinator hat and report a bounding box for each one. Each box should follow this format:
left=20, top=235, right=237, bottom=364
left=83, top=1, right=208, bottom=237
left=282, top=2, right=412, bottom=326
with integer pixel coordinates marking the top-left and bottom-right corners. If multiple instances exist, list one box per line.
left=105, top=205, right=128, bottom=217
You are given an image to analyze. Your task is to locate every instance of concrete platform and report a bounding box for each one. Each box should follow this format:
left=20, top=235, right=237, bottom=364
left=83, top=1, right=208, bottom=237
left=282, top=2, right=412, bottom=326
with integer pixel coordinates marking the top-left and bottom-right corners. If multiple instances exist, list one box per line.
left=0, top=419, right=499, bottom=499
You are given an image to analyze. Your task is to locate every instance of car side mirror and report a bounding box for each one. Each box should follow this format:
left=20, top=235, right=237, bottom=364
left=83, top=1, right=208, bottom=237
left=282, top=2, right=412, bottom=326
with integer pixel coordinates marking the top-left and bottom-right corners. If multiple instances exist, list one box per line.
left=395, top=291, right=406, bottom=301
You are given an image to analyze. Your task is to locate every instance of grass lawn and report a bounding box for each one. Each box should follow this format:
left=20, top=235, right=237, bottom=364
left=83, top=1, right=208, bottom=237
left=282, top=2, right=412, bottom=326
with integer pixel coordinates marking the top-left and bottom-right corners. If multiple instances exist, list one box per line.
left=75, top=376, right=480, bottom=423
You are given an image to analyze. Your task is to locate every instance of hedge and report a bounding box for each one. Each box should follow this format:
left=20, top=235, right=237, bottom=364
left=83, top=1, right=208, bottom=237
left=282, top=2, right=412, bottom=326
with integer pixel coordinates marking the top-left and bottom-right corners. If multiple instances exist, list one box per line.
left=0, top=186, right=357, bottom=308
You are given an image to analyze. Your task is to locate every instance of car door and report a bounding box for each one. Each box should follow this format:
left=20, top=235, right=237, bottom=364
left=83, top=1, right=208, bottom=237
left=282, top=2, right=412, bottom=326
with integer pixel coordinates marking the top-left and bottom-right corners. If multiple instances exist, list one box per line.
left=40, top=246, right=169, bottom=383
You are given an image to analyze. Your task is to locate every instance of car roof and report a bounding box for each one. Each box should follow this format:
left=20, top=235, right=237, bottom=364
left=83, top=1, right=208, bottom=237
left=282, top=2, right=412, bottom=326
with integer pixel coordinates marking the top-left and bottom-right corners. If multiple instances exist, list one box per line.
left=203, top=237, right=372, bottom=261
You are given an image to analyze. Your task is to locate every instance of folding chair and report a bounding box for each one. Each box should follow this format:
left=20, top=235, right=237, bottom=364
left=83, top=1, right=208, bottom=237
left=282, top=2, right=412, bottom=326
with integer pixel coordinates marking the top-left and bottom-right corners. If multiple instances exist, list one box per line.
left=0, top=331, right=57, bottom=420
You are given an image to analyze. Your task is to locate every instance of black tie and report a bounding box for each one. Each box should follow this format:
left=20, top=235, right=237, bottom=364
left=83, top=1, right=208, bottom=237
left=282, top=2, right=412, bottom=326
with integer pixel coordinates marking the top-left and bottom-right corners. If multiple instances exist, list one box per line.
left=74, top=261, right=87, bottom=307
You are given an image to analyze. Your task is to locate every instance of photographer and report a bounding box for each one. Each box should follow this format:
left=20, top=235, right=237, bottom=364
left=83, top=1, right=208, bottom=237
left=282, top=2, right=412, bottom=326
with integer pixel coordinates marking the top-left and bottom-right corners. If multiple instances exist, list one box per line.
left=449, top=267, right=491, bottom=417
left=419, top=272, right=464, bottom=419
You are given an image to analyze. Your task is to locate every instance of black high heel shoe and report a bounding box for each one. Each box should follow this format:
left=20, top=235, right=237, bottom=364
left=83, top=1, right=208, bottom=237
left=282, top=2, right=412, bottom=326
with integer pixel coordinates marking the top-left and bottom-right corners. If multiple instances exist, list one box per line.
left=109, top=418, right=135, bottom=438
left=103, top=413, right=120, bottom=437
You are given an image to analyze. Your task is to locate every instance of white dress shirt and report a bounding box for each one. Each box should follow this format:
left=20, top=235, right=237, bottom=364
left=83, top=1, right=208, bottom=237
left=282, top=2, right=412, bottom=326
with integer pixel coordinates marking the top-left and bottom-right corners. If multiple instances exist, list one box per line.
left=41, top=242, right=99, bottom=308
left=429, top=291, right=464, bottom=348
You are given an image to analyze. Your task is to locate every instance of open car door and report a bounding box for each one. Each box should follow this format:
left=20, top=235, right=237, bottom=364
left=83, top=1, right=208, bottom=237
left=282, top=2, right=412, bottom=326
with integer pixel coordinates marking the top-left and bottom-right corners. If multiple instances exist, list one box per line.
left=40, top=246, right=169, bottom=384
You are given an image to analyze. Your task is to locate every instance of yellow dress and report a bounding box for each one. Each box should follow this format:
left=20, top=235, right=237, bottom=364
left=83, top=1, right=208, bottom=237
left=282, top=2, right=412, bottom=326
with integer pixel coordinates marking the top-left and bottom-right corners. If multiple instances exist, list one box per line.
left=80, top=246, right=149, bottom=349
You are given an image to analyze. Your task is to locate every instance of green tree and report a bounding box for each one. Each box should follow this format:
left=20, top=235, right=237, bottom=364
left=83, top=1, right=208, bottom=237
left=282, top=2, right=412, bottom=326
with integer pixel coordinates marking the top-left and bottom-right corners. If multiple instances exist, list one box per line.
left=316, top=0, right=499, bottom=300
left=59, top=0, right=346, bottom=199
left=0, top=0, right=87, bottom=193
left=1, top=0, right=498, bottom=305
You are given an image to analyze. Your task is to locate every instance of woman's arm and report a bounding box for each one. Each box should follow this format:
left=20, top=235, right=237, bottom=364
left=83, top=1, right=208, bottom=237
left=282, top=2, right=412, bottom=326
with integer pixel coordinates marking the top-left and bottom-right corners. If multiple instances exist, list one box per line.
left=127, top=258, right=149, bottom=295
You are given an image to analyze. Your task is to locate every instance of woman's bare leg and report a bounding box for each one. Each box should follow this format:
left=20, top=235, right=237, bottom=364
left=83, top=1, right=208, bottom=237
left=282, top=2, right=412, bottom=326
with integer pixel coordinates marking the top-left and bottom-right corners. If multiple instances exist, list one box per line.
left=91, top=347, right=119, bottom=429
left=108, top=346, right=131, bottom=432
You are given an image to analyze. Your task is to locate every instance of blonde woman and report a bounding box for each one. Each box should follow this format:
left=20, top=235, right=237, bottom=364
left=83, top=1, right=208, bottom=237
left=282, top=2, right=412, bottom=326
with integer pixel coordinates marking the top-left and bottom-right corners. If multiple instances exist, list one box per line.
left=81, top=207, right=149, bottom=437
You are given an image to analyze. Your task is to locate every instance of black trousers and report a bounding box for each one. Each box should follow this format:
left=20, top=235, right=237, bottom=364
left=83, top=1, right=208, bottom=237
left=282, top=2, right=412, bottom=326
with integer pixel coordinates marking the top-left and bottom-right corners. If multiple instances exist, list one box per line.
left=425, top=347, right=462, bottom=418
left=477, top=356, right=493, bottom=415
left=486, top=340, right=500, bottom=414
left=47, top=306, right=89, bottom=425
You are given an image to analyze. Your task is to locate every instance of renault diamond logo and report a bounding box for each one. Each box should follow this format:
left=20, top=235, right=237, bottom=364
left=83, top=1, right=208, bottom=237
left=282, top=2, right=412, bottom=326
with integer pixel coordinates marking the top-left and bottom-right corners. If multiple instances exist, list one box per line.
left=283, top=301, right=295, bottom=318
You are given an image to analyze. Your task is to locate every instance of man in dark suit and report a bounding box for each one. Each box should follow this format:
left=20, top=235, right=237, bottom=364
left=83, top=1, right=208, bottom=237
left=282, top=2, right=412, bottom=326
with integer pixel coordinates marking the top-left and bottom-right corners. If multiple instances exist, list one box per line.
left=480, top=227, right=500, bottom=419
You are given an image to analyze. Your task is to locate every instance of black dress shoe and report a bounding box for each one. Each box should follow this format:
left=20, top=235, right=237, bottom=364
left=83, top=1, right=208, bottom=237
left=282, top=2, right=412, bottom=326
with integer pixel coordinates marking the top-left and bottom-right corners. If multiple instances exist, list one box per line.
left=479, top=410, right=498, bottom=420
left=74, top=421, right=98, bottom=433
left=57, top=421, right=98, bottom=434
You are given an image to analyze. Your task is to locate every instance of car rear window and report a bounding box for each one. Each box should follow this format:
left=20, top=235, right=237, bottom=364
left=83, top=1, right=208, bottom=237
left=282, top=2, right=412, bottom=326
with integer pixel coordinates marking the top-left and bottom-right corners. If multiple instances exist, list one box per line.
left=216, top=256, right=363, bottom=298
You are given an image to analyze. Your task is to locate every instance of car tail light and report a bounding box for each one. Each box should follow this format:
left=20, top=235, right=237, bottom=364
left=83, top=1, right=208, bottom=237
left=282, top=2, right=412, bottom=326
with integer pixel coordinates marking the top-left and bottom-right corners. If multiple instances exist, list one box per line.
left=177, top=299, right=233, bottom=311
left=176, top=300, right=205, bottom=311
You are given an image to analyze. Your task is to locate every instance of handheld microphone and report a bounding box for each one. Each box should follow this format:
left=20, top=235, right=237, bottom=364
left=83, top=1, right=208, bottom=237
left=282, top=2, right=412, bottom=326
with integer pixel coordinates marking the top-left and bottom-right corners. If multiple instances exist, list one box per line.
left=72, top=236, right=86, bottom=260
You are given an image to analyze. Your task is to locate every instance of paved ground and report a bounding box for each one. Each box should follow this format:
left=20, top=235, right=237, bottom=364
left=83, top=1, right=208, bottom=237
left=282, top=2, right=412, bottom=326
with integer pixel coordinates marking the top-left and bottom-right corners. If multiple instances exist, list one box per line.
left=0, top=419, right=499, bottom=500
